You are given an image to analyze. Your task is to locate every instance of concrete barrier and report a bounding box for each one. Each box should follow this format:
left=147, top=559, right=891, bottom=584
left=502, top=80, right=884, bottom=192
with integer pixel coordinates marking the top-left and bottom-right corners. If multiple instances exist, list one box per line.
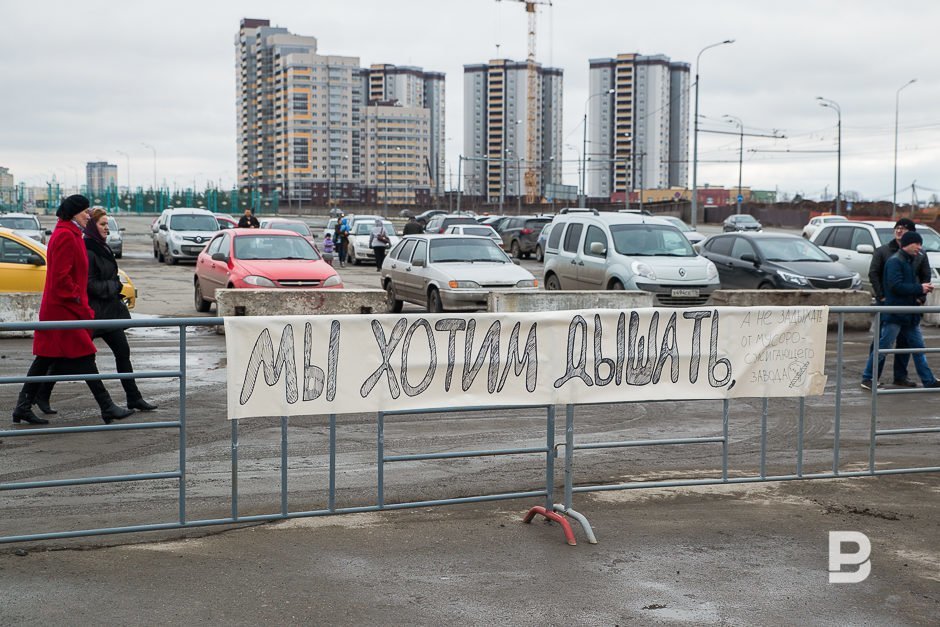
left=709, top=290, right=872, bottom=329
left=0, top=293, right=40, bottom=338
left=488, top=290, right=655, bottom=312
left=215, top=288, right=391, bottom=333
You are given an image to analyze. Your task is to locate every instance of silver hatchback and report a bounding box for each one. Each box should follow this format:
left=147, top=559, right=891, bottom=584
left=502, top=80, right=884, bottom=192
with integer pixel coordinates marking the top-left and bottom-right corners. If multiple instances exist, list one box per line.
left=380, top=235, right=539, bottom=312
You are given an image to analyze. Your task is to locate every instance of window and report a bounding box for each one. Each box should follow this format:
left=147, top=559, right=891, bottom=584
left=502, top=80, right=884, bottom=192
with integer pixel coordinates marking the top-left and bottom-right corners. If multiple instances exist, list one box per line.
left=206, top=235, right=224, bottom=256
left=850, top=228, right=874, bottom=250
left=411, top=240, right=427, bottom=264
left=583, top=225, right=608, bottom=257
left=705, top=236, right=733, bottom=257
left=730, top=237, right=755, bottom=260
left=0, top=236, right=38, bottom=264
left=395, top=239, right=417, bottom=261
left=562, top=223, right=583, bottom=253
left=826, top=226, right=854, bottom=250
left=547, top=223, right=563, bottom=249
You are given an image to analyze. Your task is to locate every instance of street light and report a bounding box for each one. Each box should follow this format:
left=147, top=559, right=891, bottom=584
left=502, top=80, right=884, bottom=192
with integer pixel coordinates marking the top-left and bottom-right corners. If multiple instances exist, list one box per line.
left=581, top=88, right=615, bottom=208
left=893, top=79, right=917, bottom=220
left=816, top=96, right=842, bottom=215
left=722, top=115, right=744, bottom=214
left=691, top=39, right=735, bottom=229
left=141, top=143, right=157, bottom=193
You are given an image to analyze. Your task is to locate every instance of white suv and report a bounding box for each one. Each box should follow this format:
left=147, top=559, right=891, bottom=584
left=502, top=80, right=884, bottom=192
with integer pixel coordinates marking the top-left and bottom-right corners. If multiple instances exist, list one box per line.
left=810, top=220, right=940, bottom=293
left=542, top=209, right=720, bottom=306
left=153, top=207, right=219, bottom=264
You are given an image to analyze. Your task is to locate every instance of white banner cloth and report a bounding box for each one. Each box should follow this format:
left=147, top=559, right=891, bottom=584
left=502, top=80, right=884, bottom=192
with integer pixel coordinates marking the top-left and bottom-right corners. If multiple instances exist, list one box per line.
left=224, top=306, right=828, bottom=419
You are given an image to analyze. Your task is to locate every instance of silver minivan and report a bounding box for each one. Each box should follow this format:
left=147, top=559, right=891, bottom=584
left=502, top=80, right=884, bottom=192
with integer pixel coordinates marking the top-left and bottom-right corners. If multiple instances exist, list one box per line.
left=542, top=209, right=720, bottom=306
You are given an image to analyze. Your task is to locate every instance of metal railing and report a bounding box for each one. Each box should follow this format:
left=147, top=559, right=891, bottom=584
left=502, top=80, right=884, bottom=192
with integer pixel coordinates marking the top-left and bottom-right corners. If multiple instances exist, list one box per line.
left=1, top=307, right=938, bottom=545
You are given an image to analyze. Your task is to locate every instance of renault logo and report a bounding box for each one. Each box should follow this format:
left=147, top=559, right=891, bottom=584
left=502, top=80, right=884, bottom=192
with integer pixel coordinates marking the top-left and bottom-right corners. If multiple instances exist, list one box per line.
left=679, top=268, right=686, bottom=277
left=827, top=275, right=835, bottom=279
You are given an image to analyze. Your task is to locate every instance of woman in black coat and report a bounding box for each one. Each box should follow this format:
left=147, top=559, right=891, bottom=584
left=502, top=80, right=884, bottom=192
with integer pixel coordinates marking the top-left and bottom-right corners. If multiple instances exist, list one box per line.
left=36, top=208, right=157, bottom=414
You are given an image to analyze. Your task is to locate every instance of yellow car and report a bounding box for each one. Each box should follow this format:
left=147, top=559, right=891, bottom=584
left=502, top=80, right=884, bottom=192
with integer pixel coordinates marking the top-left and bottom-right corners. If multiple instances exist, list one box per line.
left=0, top=227, right=136, bottom=309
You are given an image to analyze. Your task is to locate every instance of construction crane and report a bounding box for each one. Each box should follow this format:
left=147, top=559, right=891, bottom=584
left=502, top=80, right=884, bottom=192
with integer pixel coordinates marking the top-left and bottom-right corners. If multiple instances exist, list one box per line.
left=498, top=0, right=551, bottom=203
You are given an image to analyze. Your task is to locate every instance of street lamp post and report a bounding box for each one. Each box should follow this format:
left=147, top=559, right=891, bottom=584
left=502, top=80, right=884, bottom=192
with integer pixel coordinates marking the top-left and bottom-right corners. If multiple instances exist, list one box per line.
left=722, top=115, right=744, bottom=214
left=581, top=88, right=615, bottom=208
left=893, top=79, right=917, bottom=220
left=816, top=97, right=842, bottom=215
left=691, top=39, right=735, bottom=229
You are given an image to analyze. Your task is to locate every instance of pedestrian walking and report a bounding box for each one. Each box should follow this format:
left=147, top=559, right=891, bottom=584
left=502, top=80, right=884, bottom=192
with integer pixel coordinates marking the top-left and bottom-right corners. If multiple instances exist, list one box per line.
left=370, top=218, right=391, bottom=271
left=865, top=218, right=931, bottom=387
left=861, top=230, right=940, bottom=390
left=403, top=215, right=423, bottom=235
left=334, top=215, right=350, bottom=267
left=35, top=208, right=158, bottom=414
left=237, top=208, right=259, bottom=228
left=322, top=233, right=335, bottom=266
left=11, top=195, right=134, bottom=425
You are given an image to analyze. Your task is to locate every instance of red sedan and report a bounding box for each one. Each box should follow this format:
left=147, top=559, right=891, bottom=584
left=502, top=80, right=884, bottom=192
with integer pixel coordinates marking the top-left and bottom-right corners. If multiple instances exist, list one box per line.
left=194, top=229, right=342, bottom=312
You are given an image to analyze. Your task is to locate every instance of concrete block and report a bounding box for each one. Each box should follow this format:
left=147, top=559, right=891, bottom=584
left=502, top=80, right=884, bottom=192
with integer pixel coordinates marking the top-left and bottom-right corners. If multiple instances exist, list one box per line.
left=0, top=293, right=40, bottom=338
left=708, top=290, right=872, bottom=330
left=215, top=289, right=391, bottom=333
left=488, top=290, right=655, bottom=313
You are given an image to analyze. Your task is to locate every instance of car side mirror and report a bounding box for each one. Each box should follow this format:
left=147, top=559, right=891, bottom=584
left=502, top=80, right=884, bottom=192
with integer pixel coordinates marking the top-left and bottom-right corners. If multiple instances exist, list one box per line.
left=589, top=241, right=607, bottom=256
left=412, top=258, right=426, bottom=267
left=829, top=253, right=840, bottom=261
left=28, top=254, right=45, bottom=267
left=119, top=227, right=126, bottom=232
left=511, top=258, right=520, bottom=265
left=211, top=252, right=228, bottom=262
left=856, top=244, right=874, bottom=254
left=44, top=229, right=52, bottom=235
left=159, top=224, right=168, bottom=231
left=741, top=253, right=758, bottom=264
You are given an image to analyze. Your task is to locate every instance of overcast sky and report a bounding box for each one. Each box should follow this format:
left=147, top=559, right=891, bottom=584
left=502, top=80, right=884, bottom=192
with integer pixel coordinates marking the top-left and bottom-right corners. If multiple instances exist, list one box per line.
left=4, top=0, right=939, bottom=202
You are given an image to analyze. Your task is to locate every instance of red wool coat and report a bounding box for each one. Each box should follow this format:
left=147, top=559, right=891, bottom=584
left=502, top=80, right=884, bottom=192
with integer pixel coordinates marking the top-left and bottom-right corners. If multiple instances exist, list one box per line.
left=33, top=219, right=97, bottom=358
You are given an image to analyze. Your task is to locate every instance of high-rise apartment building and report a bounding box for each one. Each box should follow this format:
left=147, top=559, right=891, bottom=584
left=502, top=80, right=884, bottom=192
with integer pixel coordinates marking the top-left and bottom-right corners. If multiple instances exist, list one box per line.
left=587, top=53, right=690, bottom=199
left=463, top=59, right=563, bottom=203
left=86, top=162, right=118, bottom=194
left=236, top=19, right=444, bottom=206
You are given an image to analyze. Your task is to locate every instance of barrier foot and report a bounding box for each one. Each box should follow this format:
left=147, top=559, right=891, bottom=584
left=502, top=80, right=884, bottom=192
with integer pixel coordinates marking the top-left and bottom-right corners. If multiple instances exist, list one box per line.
left=553, top=504, right=598, bottom=544
left=523, top=505, right=577, bottom=546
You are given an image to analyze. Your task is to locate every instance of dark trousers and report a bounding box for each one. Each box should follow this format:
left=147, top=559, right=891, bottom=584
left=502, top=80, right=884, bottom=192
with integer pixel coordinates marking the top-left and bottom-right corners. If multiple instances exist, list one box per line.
left=335, top=240, right=347, bottom=264
left=37, top=329, right=141, bottom=405
left=373, top=246, right=387, bottom=270
left=17, top=354, right=114, bottom=410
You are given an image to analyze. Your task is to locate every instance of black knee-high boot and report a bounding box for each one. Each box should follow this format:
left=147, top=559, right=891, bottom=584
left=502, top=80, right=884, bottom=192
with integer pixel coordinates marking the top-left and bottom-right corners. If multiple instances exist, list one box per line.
left=12, top=385, right=48, bottom=425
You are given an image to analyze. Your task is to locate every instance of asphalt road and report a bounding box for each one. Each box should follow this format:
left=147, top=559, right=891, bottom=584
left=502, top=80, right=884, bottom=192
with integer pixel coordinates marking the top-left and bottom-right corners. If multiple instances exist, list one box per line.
left=0, top=214, right=937, bottom=624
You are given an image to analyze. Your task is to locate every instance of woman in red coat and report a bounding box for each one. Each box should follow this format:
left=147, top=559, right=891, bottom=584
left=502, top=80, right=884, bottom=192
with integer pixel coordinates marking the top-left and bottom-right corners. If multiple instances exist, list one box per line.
left=11, top=195, right=134, bottom=425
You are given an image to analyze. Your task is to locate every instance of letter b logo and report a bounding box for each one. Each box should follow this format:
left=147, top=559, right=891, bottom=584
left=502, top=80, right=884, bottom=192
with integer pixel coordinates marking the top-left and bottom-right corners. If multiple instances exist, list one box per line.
left=828, top=531, right=871, bottom=583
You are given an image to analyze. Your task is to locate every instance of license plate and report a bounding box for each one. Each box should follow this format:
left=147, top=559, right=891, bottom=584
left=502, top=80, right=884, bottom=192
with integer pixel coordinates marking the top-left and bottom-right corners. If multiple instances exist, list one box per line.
left=671, top=289, right=699, bottom=298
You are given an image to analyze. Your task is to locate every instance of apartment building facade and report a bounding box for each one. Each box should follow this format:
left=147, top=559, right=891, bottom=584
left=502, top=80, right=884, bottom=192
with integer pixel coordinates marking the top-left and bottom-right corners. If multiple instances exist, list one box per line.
left=463, top=59, right=563, bottom=203
left=236, top=19, right=443, bottom=206
left=587, top=53, right=690, bottom=200
left=85, top=161, right=118, bottom=194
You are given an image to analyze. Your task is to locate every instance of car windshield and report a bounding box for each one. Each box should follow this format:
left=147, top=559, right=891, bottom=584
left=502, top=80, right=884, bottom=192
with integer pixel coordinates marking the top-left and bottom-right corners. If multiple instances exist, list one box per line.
left=107, top=218, right=119, bottom=231
left=429, top=238, right=509, bottom=263
left=756, top=237, right=832, bottom=262
left=169, top=214, right=218, bottom=231
left=461, top=226, right=498, bottom=237
left=610, top=225, right=696, bottom=257
left=735, top=215, right=759, bottom=223
left=234, top=235, right=321, bottom=260
left=915, top=228, right=940, bottom=253
left=269, top=222, right=311, bottom=236
left=660, top=216, right=691, bottom=232
left=353, top=221, right=396, bottom=236
left=0, top=217, right=40, bottom=230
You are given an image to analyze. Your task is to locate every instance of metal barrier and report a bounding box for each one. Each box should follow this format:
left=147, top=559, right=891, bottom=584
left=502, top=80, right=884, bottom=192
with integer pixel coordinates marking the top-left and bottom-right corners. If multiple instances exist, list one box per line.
left=1, top=307, right=939, bottom=545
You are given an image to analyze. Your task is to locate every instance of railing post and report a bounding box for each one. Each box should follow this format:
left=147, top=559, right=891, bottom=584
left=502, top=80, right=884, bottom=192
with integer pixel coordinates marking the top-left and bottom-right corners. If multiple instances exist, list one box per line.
left=869, top=311, right=881, bottom=473
left=377, top=411, right=385, bottom=509
left=564, top=404, right=575, bottom=510
left=833, top=314, right=845, bottom=475
left=231, top=419, right=239, bottom=520
left=722, top=399, right=729, bottom=482
left=760, top=397, right=768, bottom=479
left=178, top=323, right=187, bottom=524
left=280, top=415, right=289, bottom=516
left=329, top=413, right=337, bottom=512
left=545, top=405, right=555, bottom=511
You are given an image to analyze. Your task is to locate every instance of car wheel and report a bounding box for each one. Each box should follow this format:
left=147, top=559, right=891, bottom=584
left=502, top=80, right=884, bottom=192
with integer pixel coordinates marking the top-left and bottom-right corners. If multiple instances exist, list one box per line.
left=350, top=249, right=360, bottom=265
left=194, top=279, right=211, bottom=313
left=609, top=279, right=625, bottom=290
left=545, top=273, right=561, bottom=291
left=165, top=252, right=177, bottom=265
left=153, top=245, right=159, bottom=260
left=535, top=245, right=543, bottom=262
left=385, top=282, right=403, bottom=313
left=510, top=241, right=522, bottom=259
left=157, top=247, right=165, bottom=263
left=758, top=282, right=774, bottom=289
left=428, top=287, right=444, bottom=313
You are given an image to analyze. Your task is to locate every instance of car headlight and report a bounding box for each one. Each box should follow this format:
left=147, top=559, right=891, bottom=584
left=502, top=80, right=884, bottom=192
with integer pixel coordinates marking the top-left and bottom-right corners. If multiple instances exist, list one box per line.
left=243, top=275, right=277, bottom=287
left=321, top=274, right=342, bottom=287
left=448, top=280, right=481, bottom=289
left=705, top=260, right=719, bottom=281
left=631, top=261, right=657, bottom=280
left=169, top=232, right=183, bottom=242
left=776, top=270, right=809, bottom=286
left=515, top=279, right=539, bottom=288
left=850, top=272, right=862, bottom=289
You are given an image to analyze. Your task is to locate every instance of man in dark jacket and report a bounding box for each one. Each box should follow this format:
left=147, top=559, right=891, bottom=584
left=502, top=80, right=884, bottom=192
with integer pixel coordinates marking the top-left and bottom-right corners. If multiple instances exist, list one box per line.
left=237, top=208, right=260, bottom=228
left=866, top=218, right=931, bottom=386
left=861, top=231, right=940, bottom=389
left=402, top=216, right=424, bottom=235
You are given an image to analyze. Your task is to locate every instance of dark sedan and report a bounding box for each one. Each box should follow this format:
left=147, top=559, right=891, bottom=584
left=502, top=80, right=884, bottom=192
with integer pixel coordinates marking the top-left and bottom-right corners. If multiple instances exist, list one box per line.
left=699, top=232, right=861, bottom=290
left=723, top=214, right=763, bottom=232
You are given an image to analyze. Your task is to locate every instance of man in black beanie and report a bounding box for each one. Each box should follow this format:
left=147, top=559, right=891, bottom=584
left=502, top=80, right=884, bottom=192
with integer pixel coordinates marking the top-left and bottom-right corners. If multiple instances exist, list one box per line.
left=11, top=195, right=134, bottom=425
left=864, top=218, right=932, bottom=388
left=862, top=229, right=940, bottom=389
